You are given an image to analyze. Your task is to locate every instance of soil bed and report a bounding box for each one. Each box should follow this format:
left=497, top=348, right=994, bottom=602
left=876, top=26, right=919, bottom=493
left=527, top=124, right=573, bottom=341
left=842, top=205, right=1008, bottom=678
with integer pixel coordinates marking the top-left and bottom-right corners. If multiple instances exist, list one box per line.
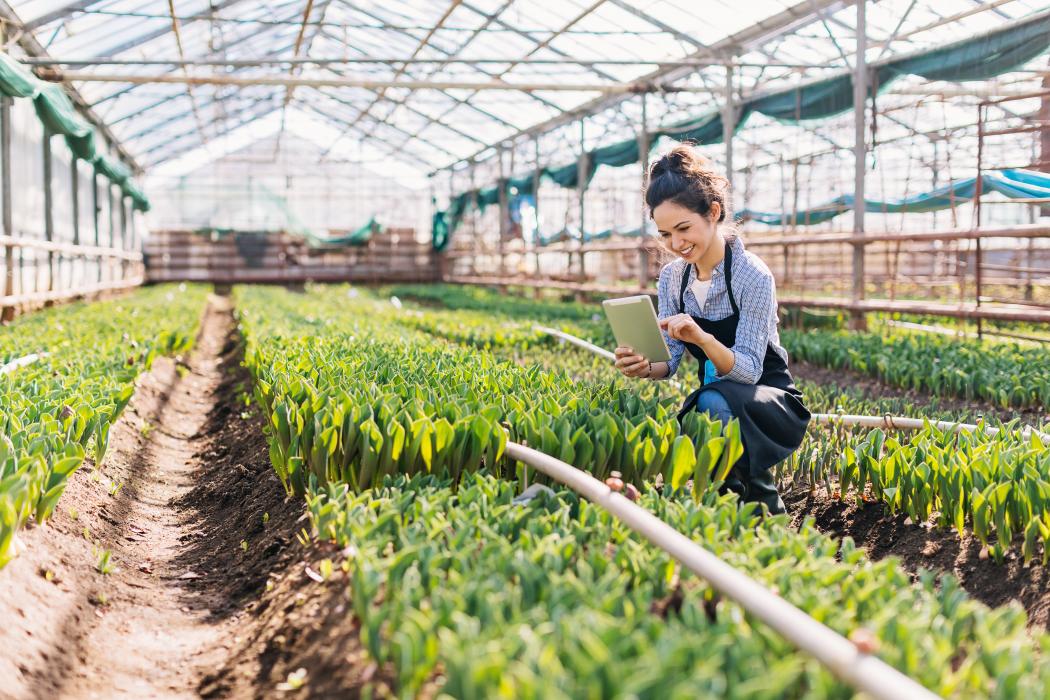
left=792, top=359, right=1048, bottom=424
left=784, top=488, right=1050, bottom=628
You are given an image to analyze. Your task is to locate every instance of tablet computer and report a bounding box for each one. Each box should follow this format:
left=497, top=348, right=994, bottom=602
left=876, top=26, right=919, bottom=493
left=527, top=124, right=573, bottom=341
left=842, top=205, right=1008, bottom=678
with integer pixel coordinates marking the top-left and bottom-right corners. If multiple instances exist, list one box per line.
left=601, top=295, right=672, bottom=363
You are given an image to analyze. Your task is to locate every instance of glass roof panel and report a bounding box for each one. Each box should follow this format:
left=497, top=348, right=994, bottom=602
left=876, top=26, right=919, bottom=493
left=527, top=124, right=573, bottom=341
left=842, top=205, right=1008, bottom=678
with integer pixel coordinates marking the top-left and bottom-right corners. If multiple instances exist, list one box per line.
left=6, top=0, right=1048, bottom=177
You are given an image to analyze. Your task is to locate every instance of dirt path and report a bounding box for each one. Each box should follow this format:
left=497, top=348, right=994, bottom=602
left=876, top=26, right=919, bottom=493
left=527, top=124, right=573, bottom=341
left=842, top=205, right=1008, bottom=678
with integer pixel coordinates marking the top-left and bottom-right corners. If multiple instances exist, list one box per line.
left=0, top=295, right=301, bottom=700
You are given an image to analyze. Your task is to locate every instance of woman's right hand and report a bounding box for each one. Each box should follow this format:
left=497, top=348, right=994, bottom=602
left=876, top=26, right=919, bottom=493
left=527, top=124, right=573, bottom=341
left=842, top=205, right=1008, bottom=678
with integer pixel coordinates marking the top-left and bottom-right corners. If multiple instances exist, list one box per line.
left=614, top=347, right=651, bottom=378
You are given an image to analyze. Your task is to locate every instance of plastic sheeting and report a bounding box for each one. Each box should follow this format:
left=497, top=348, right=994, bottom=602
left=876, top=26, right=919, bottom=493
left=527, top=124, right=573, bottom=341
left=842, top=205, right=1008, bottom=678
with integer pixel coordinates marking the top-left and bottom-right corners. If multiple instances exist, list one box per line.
left=34, top=82, right=97, bottom=161
left=0, top=51, right=38, bottom=98
left=302, top=217, right=378, bottom=248
left=433, top=10, right=1050, bottom=248
left=1, top=50, right=148, bottom=209
left=739, top=169, right=1050, bottom=226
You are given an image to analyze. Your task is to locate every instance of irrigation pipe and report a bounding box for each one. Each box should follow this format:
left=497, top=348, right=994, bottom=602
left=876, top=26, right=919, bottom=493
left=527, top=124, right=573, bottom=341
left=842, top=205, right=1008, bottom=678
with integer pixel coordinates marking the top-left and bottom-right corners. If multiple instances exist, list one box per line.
left=533, top=325, right=616, bottom=361
left=533, top=325, right=688, bottom=391
left=0, top=352, right=47, bottom=376
left=505, top=440, right=941, bottom=700
left=532, top=326, right=1048, bottom=442
left=813, top=412, right=1049, bottom=442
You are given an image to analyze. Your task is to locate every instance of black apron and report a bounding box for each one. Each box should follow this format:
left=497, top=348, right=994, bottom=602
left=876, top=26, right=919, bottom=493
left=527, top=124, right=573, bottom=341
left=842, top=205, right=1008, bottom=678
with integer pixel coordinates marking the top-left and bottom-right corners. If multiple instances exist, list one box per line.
left=675, top=243, right=810, bottom=486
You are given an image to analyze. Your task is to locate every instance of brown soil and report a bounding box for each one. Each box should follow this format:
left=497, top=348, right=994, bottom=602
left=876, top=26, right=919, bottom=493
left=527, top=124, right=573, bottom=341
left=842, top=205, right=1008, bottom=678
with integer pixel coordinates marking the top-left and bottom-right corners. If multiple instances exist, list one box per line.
left=0, top=294, right=389, bottom=700
left=784, top=488, right=1050, bottom=629
left=792, top=359, right=1049, bottom=424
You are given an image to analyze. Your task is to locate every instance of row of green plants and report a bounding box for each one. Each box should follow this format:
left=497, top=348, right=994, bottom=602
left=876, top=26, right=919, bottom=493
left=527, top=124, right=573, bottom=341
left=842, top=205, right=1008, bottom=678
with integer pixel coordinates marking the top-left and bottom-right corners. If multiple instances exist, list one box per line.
left=387, top=292, right=1050, bottom=561
left=382, top=283, right=602, bottom=323
left=782, top=423, right=1050, bottom=563
left=781, top=327, right=1050, bottom=409
left=302, top=473, right=1049, bottom=699
left=388, top=282, right=1050, bottom=410
left=236, top=285, right=1048, bottom=697
left=0, top=285, right=207, bottom=568
left=238, top=287, right=738, bottom=500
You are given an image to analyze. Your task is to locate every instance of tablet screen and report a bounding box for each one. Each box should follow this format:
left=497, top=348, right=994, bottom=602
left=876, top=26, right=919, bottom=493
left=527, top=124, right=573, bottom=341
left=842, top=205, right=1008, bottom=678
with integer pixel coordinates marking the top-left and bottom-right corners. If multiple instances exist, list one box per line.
left=601, top=295, right=672, bottom=363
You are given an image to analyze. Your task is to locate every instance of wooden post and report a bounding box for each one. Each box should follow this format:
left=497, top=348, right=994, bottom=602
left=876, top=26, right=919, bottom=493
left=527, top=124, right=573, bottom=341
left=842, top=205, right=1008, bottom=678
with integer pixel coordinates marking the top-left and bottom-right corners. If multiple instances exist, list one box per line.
left=43, top=130, right=56, bottom=297
left=92, top=170, right=102, bottom=282
left=71, top=157, right=80, bottom=292
left=638, top=92, right=650, bottom=289
left=1, top=95, right=13, bottom=322
left=975, top=103, right=985, bottom=340
left=850, top=0, right=868, bottom=331
left=107, top=178, right=116, bottom=283
left=576, top=119, right=587, bottom=300
left=723, top=62, right=735, bottom=194
left=533, top=138, right=542, bottom=298
left=498, top=144, right=507, bottom=279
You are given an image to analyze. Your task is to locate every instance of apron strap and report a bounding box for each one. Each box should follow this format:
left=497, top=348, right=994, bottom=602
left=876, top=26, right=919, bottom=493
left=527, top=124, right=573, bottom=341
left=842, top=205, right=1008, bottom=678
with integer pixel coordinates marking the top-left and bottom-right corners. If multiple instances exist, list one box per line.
left=676, top=261, right=691, bottom=314
left=678, top=237, right=739, bottom=317
left=723, top=239, right=740, bottom=316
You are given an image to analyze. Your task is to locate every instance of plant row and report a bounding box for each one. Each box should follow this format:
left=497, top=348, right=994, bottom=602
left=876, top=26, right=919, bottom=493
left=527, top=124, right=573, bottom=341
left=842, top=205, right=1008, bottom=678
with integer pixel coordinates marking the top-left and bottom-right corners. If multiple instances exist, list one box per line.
left=236, top=284, right=1049, bottom=698
left=781, top=327, right=1050, bottom=409
left=387, top=291, right=1050, bottom=561
left=0, top=285, right=207, bottom=568
left=237, top=286, right=737, bottom=500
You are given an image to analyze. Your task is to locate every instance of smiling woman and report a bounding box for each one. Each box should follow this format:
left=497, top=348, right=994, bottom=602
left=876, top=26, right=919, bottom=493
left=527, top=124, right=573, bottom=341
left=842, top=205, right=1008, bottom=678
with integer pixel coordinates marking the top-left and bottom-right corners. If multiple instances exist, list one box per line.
left=613, top=144, right=811, bottom=514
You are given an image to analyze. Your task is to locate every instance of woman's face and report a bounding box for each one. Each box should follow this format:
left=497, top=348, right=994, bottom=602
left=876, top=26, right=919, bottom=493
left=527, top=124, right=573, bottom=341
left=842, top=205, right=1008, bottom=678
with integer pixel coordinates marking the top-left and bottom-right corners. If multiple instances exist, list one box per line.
left=653, top=199, right=721, bottom=265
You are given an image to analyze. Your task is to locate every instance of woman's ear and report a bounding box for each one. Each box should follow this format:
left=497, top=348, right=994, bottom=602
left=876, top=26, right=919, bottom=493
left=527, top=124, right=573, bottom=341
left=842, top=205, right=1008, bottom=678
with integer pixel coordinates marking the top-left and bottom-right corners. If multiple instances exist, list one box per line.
left=708, top=201, right=722, bottom=223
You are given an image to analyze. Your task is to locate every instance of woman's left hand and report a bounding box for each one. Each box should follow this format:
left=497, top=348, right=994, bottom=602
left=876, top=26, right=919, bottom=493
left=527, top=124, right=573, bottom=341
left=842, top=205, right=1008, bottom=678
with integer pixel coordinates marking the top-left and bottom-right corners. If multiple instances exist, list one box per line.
left=659, top=314, right=711, bottom=347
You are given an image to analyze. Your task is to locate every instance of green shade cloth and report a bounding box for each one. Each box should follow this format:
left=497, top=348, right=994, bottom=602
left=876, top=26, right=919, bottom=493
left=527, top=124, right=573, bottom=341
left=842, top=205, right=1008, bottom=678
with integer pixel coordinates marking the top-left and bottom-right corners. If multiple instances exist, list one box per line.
left=657, top=110, right=729, bottom=142
left=476, top=184, right=500, bottom=212
left=0, top=52, right=39, bottom=98
left=122, top=179, right=151, bottom=212
left=93, top=154, right=132, bottom=184
left=433, top=11, right=1050, bottom=249
left=303, top=216, right=378, bottom=247
left=544, top=161, right=583, bottom=188
left=590, top=139, right=640, bottom=169
left=878, top=11, right=1050, bottom=83
left=536, top=225, right=646, bottom=247
left=507, top=172, right=537, bottom=196
left=34, top=82, right=98, bottom=160
left=739, top=169, right=1050, bottom=225
left=744, top=74, right=860, bottom=123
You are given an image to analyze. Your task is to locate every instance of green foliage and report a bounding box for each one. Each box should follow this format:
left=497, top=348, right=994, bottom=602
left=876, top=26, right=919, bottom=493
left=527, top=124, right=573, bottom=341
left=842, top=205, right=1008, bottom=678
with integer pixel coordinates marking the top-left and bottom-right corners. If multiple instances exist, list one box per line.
left=236, top=286, right=739, bottom=500
left=783, top=327, right=1050, bottom=409
left=0, top=284, right=208, bottom=568
left=307, top=473, right=1050, bottom=699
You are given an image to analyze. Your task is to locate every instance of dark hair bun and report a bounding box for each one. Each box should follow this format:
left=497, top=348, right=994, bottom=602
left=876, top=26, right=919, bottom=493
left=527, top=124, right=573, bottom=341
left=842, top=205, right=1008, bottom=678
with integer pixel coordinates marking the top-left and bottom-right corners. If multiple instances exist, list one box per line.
left=645, top=144, right=731, bottom=222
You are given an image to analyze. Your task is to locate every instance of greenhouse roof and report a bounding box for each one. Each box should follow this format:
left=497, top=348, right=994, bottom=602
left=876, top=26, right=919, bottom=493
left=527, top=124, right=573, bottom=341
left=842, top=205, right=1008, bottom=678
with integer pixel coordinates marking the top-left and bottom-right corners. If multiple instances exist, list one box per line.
left=3, top=0, right=1048, bottom=176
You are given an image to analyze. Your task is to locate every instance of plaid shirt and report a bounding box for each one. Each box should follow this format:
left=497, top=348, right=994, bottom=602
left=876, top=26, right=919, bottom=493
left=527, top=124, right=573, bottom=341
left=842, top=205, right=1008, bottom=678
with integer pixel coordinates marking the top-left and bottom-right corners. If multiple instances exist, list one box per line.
left=656, top=236, right=789, bottom=385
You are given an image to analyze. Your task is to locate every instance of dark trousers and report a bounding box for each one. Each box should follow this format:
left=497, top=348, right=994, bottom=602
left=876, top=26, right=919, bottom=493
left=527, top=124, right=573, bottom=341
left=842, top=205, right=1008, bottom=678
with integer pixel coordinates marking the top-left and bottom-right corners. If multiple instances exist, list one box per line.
left=696, top=389, right=786, bottom=516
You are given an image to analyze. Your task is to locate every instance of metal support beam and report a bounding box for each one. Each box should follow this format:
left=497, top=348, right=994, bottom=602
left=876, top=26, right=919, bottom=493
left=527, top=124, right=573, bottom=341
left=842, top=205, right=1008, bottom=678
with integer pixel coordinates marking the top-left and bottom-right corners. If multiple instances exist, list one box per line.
left=55, top=70, right=658, bottom=93
left=850, top=0, right=867, bottom=331
left=21, top=0, right=108, bottom=32
left=1, top=95, right=13, bottom=322
left=27, top=56, right=832, bottom=69
left=576, top=119, right=587, bottom=297
left=431, top=0, right=851, bottom=175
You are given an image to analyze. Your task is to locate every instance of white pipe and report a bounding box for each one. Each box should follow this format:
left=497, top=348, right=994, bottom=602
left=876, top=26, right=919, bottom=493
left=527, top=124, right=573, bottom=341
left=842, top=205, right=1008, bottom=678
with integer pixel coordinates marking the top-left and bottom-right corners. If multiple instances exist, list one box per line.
left=504, top=441, right=941, bottom=700
left=0, top=352, right=47, bottom=375
left=533, top=324, right=615, bottom=360
left=533, top=326, right=1048, bottom=441
left=533, top=324, right=686, bottom=390
left=813, top=412, right=1049, bottom=443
